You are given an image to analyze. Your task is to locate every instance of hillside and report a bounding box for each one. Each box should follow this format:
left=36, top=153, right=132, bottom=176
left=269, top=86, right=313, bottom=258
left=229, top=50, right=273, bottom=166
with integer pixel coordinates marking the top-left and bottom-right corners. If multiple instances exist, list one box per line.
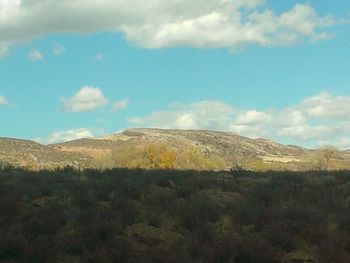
left=1, top=128, right=349, bottom=171
left=0, top=137, right=94, bottom=169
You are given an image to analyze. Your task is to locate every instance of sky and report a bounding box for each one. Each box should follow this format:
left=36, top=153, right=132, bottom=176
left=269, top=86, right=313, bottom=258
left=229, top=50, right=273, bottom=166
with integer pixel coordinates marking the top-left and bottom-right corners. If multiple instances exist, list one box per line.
left=0, top=0, right=350, bottom=149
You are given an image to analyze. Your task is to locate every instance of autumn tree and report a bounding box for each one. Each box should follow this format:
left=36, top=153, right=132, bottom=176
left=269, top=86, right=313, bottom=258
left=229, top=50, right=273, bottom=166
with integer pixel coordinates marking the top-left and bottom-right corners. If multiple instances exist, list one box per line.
left=175, top=145, right=225, bottom=170
left=141, top=143, right=176, bottom=169
left=110, top=141, right=226, bottom=170
left=110, top=142, right=176, bottom=169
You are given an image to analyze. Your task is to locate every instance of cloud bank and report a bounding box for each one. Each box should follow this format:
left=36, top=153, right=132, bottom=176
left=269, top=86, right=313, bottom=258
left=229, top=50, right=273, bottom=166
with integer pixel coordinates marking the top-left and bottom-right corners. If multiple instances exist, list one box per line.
left=128, top=92, right=350, bottom=149
left=0, top=0, right=336, bottom=55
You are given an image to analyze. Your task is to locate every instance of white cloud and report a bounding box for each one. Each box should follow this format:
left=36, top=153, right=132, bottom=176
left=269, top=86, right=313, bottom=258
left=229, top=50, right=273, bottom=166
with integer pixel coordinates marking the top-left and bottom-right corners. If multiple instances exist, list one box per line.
left=0, top=43, right=9, bottom=58
left=230, top=124, right=267, bottom=138
left=336, top=137, right=350, bottom=149
left=129, top=100, right=234, bottom=130
left=121, top=3, right=334, bottom=49
left=52, top=43, right=66, bottom=55
left=0, top=95, right=8, bottom=105
left=235, top=110, right=272, bottom=125
left=246, top=4, right=334, bottom=46
left=174, top=113, right=198, bottom=130
left=277, top=124, right=334, bottom=140
left=0, top=1, right=336, bottom=52
left=61, top=86, right=107, bottom=112
left=128, top=92, right=350, bottom=149
left=93, top=53, right=104, bottom=61
left=28, top=49, right=44, bottom=61
left=35, top=128, right=94, bottom=145
left=113, top=99, right=128, bottom=111
left=276, top=110, right=307, bottom=126
left=299, top=92, right=350, bottom=120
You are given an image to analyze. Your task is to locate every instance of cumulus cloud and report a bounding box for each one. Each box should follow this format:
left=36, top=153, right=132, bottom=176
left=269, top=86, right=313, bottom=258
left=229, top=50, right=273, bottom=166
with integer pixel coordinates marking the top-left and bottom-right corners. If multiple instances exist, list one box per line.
left=35, top=128, right=94, bottom=144
left=128, top=92, right=350, bottom=149
left=129, top=101, right=234, bottom=130
left=0, top=95, right=8, bottom=105
left=0, top=0, right=337, bottom=53
left=113, top=99, right=129, bottom=111
left=28, top=49, right=44, bottom=61
left=229, top=124, right=267, bottom=138
left=235, top=110, right=272, bottom=125
left=299, top=92, right=350, bottom=120
left=274, top=93, right=350, bottom=146
left=128, top=101, right=268, bottom=135
left=61, top=86, right=107, bottom=112
left=276, top=110, right=307, bottom=126
left=277, top=124, right=334, bottom=140
left=52, top=43, right=66, bottom=55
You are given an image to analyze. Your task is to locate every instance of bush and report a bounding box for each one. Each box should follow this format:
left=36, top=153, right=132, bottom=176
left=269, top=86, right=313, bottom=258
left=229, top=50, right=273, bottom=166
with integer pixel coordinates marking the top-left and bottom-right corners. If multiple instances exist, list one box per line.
left=0, top=167, right=349, bottom=262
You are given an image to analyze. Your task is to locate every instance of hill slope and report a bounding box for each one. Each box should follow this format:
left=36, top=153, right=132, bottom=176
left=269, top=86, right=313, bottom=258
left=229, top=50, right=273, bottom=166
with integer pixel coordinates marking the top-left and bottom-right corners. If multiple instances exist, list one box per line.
left=1, top=128, right=349, bottom=171
left=0, top=137, right=94, bottom=169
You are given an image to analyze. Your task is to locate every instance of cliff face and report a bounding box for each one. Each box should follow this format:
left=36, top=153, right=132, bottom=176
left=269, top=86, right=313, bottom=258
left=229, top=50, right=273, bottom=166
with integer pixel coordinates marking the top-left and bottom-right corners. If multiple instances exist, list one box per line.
left=1, top=128, right=349, bottom=171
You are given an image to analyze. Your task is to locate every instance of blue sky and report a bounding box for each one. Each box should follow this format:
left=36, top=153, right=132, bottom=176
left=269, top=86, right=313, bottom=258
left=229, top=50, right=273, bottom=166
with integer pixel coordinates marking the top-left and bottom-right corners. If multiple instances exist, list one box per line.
left=0, top=0, right=350, bottom=148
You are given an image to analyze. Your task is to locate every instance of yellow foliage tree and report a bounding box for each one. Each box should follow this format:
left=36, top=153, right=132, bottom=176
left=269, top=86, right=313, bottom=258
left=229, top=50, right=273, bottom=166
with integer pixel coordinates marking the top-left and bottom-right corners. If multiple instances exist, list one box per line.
left=142, top=143, right=177, bottom=169
left=110, top=142, right=176, bottom=169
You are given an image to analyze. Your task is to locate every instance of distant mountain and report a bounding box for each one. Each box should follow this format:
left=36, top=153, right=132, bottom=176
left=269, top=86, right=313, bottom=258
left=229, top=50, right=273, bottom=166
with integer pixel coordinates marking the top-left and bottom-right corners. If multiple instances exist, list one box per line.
left=1, top=128, right=349, bottom=171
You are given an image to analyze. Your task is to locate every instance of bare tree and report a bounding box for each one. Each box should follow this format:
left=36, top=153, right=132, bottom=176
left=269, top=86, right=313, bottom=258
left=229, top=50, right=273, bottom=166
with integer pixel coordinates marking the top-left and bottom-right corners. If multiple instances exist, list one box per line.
left=315, top=145, right=339, bottom=170
left=322, top=145, right=338, bottom=163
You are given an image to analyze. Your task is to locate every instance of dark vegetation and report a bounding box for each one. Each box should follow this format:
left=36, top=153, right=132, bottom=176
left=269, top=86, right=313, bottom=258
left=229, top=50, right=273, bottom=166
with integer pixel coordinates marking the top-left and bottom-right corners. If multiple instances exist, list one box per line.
left=1, top=165, right=350, bottom=262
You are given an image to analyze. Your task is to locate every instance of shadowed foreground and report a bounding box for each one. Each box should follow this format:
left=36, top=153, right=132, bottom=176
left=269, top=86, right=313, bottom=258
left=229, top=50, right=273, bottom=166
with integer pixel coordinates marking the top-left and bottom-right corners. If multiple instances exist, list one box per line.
left=1, top=166, right=350, bottom=262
